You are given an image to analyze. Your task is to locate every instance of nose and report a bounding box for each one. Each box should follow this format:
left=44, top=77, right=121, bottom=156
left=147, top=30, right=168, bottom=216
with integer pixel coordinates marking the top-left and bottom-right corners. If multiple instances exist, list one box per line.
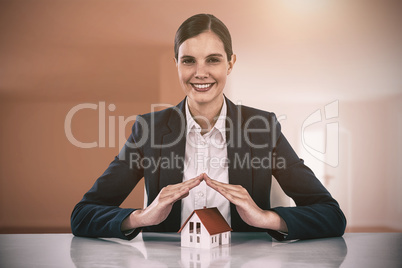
left=195, top=63, right=209, bottom=79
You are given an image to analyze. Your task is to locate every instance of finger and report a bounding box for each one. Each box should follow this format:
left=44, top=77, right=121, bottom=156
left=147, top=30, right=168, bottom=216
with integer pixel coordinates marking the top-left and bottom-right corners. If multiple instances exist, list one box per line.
left=203, top=173, right=221, bottom=187
left=215, top=187, right=243, bottom=205
left=202, top=176, right=234, bottom=199
left=181, top=174, right=204, bottom=186
left=204, top=175, right=241, bottom=192
left=162, top=186, right=191, bottom=205
left=183, top=176, right=203, bottom=190
left=219, top=185, right=249, bottom=200
left=205, top=178, right=222, bottom=192
left=204, top=176, right=250, bottom=202
left=171, top=188, right=191, bottom=202
left=164, top=175, right=203, bottom=193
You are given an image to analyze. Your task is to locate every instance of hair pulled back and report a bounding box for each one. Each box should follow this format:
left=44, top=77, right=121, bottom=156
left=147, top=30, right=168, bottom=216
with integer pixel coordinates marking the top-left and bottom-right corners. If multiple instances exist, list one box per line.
left=174, top=14, right=233, bottom=61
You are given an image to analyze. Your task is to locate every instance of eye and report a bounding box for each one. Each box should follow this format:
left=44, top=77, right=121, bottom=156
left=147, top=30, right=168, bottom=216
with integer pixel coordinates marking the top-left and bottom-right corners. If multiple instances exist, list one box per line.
left=181, top=58, right=195, bottom=65
left=207, top=57, right=221, bottom=63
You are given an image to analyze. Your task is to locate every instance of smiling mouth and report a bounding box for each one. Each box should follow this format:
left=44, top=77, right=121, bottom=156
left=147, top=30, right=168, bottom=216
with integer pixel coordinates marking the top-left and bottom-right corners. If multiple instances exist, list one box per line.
left=191, top=83, right=215, bottom=92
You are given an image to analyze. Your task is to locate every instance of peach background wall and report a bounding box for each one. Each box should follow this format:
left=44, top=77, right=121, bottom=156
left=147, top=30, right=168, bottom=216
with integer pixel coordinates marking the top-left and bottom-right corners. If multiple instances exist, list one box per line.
left=1, top=0, right=401, bottom=233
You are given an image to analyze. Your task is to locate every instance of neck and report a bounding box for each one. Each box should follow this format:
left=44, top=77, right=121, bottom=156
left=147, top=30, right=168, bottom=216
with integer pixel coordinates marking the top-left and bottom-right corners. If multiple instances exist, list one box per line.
left=187, top=95, right=224, bottom=134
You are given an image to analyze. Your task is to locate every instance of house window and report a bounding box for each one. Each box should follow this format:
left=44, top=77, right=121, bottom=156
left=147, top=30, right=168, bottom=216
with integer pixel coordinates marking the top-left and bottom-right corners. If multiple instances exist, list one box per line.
left=189, top=222, right=194, bottom=233
left=225, top=233, right=227, bottom=238
left=211, top=237, right=213, bottom=243
left=196, top=222, right=201, bottom=234
left=197, top=236, right=200, bottom=243
left=190, top=236, right=193, bottom=243
left=215, top=236, right=217, bottom=242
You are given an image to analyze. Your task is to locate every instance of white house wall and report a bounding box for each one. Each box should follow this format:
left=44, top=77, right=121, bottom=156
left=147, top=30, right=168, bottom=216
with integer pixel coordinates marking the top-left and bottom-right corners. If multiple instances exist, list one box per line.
left=221, top=231, right=230, bottom=245
left=181, top=222, right=190, bottom=247
left=181, top=213, right=231, bottom=249
left=181, top=214, right=204, bottom=248
left=200, top=224, right=210, bottom=248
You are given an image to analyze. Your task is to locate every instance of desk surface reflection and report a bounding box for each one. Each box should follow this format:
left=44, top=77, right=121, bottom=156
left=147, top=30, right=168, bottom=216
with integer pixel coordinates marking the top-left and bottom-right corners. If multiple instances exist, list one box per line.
left=0, top=232, right=401, bottom=267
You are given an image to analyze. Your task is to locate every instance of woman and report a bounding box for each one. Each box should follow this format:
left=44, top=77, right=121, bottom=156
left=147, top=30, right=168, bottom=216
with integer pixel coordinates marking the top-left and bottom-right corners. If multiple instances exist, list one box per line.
left=71, top=14, right=346, bottom=241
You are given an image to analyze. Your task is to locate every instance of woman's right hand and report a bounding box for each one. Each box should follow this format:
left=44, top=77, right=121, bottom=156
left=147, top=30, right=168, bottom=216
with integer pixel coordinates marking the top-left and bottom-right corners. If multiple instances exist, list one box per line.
left=121, top=174, right=203, bottom=231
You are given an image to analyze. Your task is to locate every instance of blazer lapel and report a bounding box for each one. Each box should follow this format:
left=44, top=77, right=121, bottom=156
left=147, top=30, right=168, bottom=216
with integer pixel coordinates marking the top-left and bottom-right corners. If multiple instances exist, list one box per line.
left=225, top=97, right=254, bottom=231
left=158, top=98, right=187, bottom=231
left=159, top=100, right=187, bottom=188
left=225, top=97, right=253, bottom=193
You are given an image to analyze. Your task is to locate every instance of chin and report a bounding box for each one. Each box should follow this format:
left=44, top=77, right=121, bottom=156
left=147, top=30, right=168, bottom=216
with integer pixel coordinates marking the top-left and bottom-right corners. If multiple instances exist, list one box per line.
left=186, top=87, right=223, bottom=106
left=191, top=96, right=210, bottom=104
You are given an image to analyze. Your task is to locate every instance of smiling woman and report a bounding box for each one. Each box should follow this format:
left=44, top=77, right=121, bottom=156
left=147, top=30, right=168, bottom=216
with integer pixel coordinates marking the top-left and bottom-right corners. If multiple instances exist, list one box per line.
left=174, top=14, right=236, bottom=133
left=71, top=13, right=346, bottom=242
left=176, top=31, right=236, bottom=131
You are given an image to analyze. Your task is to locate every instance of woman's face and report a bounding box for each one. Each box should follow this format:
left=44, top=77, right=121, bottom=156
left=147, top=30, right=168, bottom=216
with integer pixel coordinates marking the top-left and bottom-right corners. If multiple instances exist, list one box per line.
left=176, top=31, right=236, bottom=109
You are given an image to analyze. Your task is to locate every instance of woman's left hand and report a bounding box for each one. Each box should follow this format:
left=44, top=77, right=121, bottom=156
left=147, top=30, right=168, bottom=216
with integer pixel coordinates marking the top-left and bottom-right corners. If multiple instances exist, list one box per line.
left=203, top=173, right=288, bottom=232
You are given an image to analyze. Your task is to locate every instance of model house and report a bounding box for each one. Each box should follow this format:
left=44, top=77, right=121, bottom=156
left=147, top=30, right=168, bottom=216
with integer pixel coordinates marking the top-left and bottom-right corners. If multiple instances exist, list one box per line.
left=178, top=207, right=232, bottom=249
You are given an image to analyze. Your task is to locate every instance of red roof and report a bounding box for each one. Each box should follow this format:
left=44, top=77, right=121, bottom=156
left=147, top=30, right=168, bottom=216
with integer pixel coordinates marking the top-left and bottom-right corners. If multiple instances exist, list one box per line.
left=178, top=207, right=232, bottom=235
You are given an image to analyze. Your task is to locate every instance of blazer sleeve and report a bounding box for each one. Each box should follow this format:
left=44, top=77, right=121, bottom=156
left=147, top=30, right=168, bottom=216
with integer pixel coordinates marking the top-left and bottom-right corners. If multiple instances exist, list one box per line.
left=70, top=117, right=146, bottom=240
left=268, top=117, right=347, bottom=241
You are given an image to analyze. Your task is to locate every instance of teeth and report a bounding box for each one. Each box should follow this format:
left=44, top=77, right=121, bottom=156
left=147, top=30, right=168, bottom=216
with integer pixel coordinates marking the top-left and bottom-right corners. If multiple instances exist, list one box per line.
left=193, top=84, right=212, bottom=89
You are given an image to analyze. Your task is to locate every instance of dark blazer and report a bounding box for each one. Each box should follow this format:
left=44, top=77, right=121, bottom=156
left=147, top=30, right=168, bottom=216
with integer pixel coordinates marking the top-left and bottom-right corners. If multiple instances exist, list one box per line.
left=71, top=97, right=346, bottom=241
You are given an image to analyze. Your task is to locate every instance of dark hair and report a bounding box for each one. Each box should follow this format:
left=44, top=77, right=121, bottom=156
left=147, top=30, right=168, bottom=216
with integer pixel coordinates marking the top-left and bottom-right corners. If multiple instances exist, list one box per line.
left=174, top=14, right=233, bottom=61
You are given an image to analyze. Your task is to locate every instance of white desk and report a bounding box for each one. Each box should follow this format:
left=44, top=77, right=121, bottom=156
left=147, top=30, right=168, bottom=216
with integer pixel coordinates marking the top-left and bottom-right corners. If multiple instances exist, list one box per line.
left=0, top=232, right=401, bottom=267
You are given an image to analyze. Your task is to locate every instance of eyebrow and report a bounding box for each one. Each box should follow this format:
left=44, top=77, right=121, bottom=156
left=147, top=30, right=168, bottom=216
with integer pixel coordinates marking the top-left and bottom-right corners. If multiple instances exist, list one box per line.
left=180, top=53, right=224, bottom=59
left=206, top=53, right=224, bottom=58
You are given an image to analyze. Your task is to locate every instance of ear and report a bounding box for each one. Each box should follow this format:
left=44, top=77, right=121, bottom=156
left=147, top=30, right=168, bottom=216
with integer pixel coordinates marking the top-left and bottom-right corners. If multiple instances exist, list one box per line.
left=173, top=57, right=178, bottom=67
left=227, top=54, right=236, bottom=75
